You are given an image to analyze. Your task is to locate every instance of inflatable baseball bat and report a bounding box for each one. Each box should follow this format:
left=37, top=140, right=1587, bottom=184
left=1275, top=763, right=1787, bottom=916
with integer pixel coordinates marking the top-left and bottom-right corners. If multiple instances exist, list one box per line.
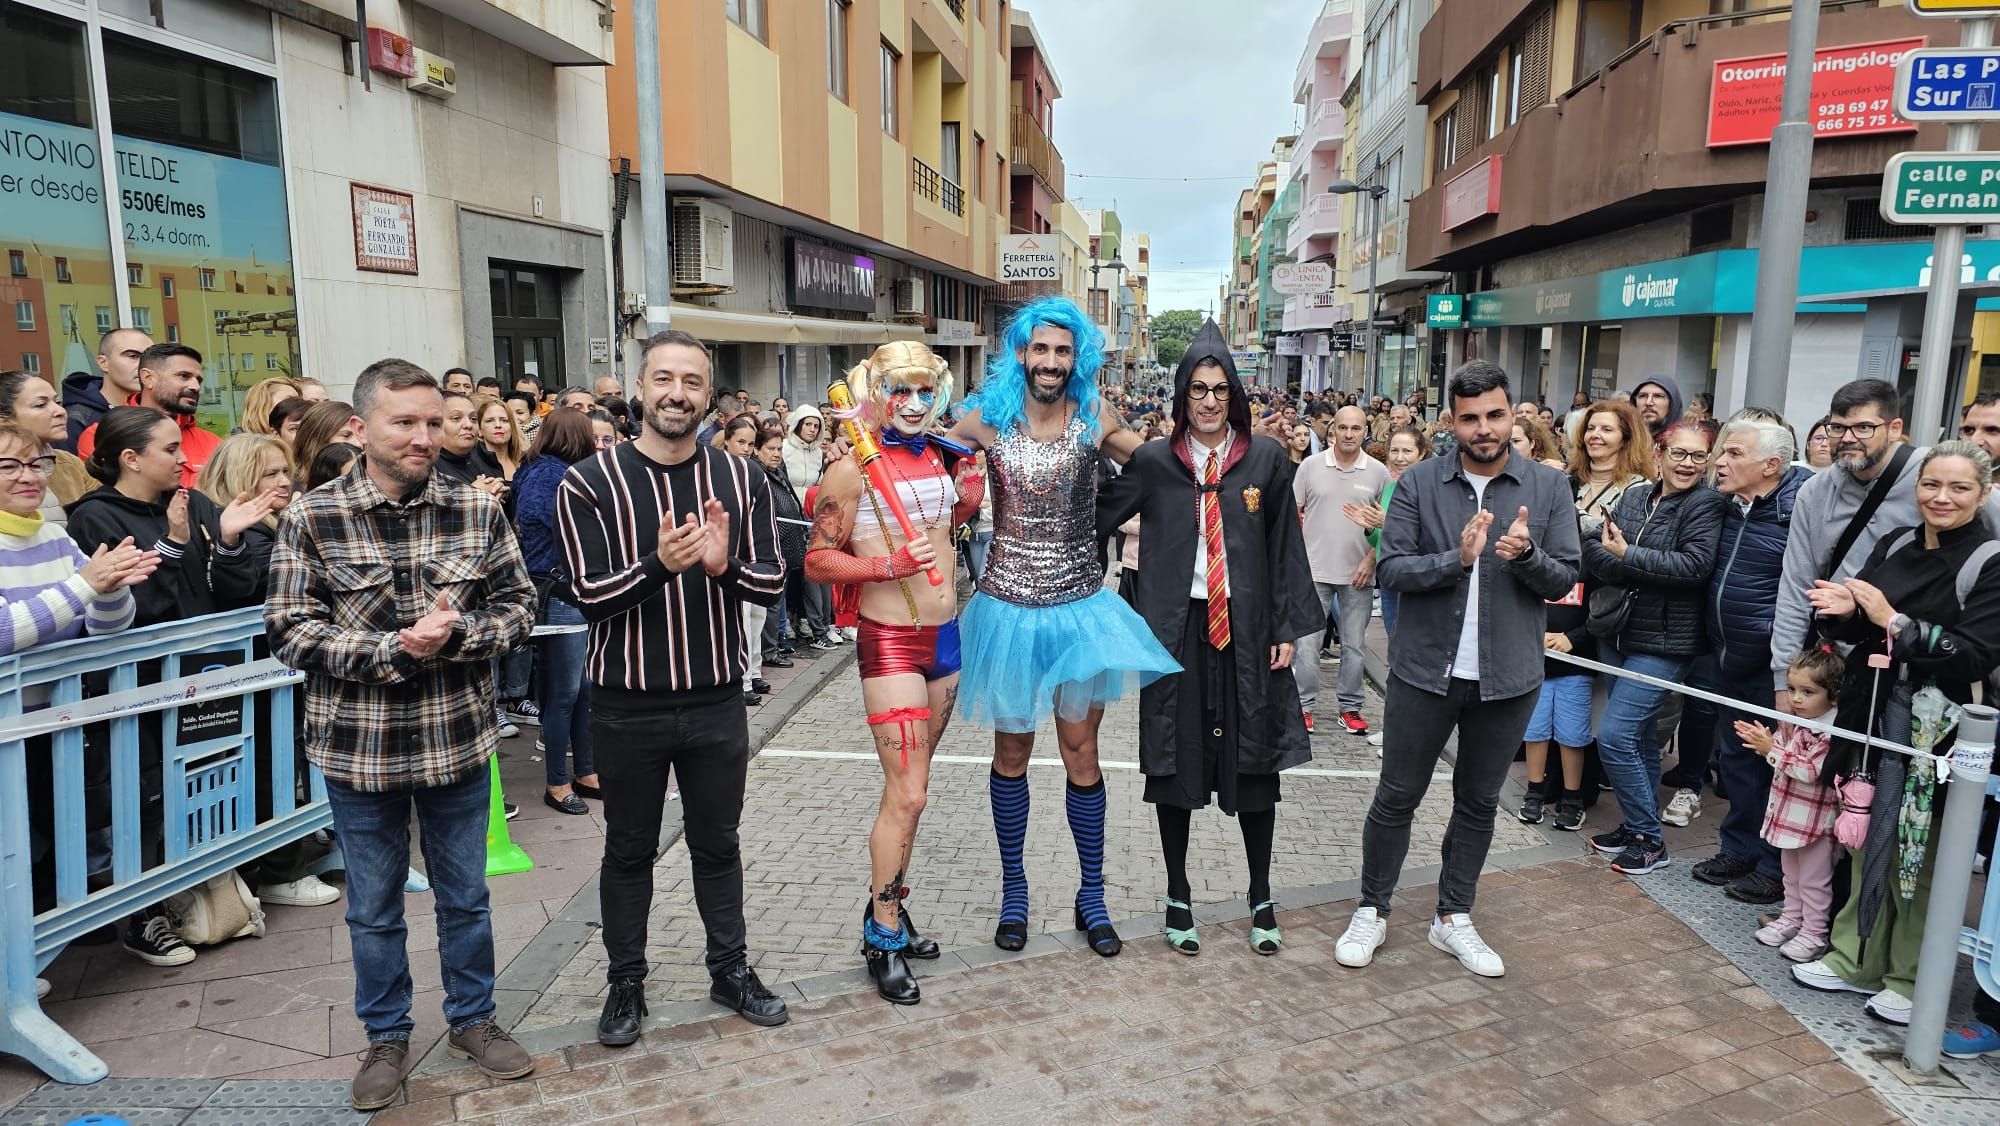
left=826, top=381, right=945, bottom=587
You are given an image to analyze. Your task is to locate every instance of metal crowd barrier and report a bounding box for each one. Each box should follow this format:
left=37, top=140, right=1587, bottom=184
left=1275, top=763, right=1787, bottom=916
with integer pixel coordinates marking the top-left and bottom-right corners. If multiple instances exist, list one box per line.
left=0, top=608, right=322, bottom=1085
left=1544, top=648, right=1997, bottom=1077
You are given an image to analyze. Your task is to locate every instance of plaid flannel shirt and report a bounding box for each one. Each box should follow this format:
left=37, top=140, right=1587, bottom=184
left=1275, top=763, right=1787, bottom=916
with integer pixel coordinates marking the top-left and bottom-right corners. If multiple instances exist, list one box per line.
left=1761, top=722, right=1839, bottom=850
left=265, top=469, right=534, bottom=791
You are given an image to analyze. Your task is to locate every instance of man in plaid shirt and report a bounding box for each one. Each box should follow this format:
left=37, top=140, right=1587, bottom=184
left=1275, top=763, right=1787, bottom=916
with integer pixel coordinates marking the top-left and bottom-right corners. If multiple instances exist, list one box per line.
left=266, top=359, right=536, bottom=1111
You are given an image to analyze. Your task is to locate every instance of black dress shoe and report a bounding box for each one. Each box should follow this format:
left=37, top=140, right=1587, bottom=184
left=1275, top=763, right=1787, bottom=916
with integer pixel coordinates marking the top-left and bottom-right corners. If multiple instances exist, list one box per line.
left=751, top=677, right=773, bottom=695
left=1073, top=905, right=1122, bottom=957
left=993, top=920, right=1028, bottom=951
left=742, top=691, right=763, bottom=707
left=709, top=963, right=788, bottom=1026
left=572, top=779, right=602, bottom=799
left=762, top=655, right=795, bottom=668
left=864, top=943, right=921, bottom=1005
left=597, top=979, right=647, bottom=1047
left=1691, top=853, right=1757, bottom=886
left=544, top=790, right=589, bottom=816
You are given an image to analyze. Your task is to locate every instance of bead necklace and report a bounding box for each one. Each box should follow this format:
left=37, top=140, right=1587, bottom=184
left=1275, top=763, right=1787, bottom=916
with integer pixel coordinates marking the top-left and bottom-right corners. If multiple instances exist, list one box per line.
left=882, top=446, right=946, bottom=529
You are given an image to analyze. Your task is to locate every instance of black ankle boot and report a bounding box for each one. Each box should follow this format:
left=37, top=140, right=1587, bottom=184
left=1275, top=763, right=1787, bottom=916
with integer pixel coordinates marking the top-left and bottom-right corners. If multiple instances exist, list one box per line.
left=861, top=919, right=921, bottom=1006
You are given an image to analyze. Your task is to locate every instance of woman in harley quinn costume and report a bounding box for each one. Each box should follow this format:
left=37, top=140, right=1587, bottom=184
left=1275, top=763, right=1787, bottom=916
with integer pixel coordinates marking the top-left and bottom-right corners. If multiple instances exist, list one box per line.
left=803, top=342, right=983, bottom=1006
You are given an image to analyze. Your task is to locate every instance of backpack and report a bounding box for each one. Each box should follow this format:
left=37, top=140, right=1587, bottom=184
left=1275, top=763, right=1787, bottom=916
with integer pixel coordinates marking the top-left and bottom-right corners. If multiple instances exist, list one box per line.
left=163, top=870, right=266, bottom=945
left=1875, top=526, right=2000, bottom=701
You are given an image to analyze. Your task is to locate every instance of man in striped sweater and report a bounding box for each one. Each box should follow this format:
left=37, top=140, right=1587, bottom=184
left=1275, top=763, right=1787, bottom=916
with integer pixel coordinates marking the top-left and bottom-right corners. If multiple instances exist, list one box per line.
left=555, top=330, right=790, bottom=1047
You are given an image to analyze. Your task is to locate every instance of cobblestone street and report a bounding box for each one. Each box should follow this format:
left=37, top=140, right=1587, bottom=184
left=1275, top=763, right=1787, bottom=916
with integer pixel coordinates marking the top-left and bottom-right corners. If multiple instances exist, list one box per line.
left=518, top=651, right=1545, bottom=1031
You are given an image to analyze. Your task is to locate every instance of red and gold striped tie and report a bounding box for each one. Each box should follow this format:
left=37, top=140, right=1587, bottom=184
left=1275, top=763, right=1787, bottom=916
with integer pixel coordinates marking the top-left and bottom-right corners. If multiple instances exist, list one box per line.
left=1203, top=449, right=1230, bottom=649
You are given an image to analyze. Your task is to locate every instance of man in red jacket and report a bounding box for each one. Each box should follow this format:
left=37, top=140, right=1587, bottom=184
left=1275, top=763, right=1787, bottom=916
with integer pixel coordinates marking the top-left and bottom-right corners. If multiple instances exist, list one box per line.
left=77, top=343, right=220, bottom=487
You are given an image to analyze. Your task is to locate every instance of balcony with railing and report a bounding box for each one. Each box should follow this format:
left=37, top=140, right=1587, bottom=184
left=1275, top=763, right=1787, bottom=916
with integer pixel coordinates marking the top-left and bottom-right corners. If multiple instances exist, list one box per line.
left=1286, top=191, right=1341, bottom=256
left=1294, top=0, right=1355, bottom=102
left=913, top=156, right=964, bottom=218
left=1300, top=98, right=1345, bottom=153
left=1009, top=108, right=1065, bottom=200
left=1282, top=290, right=1342, bottom=333
left=941, top=0, right=965, bottom=20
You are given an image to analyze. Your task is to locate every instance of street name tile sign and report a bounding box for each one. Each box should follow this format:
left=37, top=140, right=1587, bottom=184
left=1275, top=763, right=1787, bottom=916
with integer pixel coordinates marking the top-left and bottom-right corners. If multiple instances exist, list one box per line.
left=1880, top=152, right=2000, bottom=224
left=1895, top=48, right=2000, bottom=120
left=1908, top=0, right=2000, bottom=17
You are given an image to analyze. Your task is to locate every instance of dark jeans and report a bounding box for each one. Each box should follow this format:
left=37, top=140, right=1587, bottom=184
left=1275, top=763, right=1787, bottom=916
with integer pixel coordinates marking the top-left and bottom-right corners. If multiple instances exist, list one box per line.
left=1363, top=674, right=1538, bottom=917
left=594, top=687, right=750, bottom=982
left=1714, top=660, right=1783, bottom=880
left=538, top=599, right=594, bottom=787
left=324, top=769, right=495, bottom=1041
left=1660, top=654, right=1720, bottom=793
left=786, top=572, right=829, bottom=640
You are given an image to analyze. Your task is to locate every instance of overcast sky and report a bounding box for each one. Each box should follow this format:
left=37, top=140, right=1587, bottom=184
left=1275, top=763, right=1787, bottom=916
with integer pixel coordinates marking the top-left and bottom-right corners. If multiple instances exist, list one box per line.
left=1020, top=0, right=1325, bottom=319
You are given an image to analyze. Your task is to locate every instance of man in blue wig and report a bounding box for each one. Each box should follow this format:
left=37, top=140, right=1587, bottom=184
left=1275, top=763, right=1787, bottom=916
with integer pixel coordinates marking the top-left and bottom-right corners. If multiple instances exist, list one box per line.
left=944, top=296, right=1180, bottom=957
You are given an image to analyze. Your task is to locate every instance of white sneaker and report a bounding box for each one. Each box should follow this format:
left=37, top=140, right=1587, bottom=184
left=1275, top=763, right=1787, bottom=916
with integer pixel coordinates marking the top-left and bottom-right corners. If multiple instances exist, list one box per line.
left=1791, top=959, right=1873, bottom=994
left=259, top=874, right=341, bottom=907
left=842, top=626, right=859, bottom=642
left=1367, top=729, right=1384, bottom=753
left=1428, top=913, right=1505, bottom=977
left=1334, top=906, right=1387, bottom=968
left=1865, top=988, right=1912, bottom=1025
left=1661, top=788, right=1701, bottom=827
left=495, top=706, right=520, bottom=740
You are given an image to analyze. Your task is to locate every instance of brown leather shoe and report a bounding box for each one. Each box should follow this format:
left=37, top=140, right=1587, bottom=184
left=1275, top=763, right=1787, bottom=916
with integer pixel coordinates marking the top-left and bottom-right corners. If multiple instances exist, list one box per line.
left=446, top=1019, right=535, bottom=1079
left=350, top=1038, right=411, bottom=1110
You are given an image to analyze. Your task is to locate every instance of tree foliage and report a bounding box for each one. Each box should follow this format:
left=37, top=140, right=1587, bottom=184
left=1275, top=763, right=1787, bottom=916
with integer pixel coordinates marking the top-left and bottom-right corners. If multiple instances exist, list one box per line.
left=1150, top=309, right=1204, bottom=370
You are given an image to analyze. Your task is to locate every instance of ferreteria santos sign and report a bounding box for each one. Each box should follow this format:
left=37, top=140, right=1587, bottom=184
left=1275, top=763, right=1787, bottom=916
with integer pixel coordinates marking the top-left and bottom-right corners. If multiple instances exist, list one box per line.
left=1880, top=153, right=2000, bottom=224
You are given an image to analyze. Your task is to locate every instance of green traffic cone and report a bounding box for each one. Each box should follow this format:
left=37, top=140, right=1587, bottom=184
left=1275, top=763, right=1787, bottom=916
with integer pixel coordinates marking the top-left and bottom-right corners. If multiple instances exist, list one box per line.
left=485, top=754, right=533, bottom=877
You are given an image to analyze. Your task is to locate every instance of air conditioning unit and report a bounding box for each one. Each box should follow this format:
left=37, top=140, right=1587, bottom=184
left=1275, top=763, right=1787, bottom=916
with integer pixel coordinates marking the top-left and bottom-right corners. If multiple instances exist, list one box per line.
left=670, top=198, right=734, bottom=292
left=405, top=49, right=457, bottom=98
left=893, top=278, right=926, bottom=317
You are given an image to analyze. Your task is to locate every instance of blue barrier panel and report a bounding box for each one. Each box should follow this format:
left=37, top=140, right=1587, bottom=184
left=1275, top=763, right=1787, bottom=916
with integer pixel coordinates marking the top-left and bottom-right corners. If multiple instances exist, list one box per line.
left=1955, top=771, right=2000, bottom=1010
left=0, top=608, right=325, bottom=1085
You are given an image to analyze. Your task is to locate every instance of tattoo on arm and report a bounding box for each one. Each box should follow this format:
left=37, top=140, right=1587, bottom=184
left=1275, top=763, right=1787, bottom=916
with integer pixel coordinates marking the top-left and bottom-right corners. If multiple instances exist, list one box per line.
left=807, top=494, right=850, bottom=553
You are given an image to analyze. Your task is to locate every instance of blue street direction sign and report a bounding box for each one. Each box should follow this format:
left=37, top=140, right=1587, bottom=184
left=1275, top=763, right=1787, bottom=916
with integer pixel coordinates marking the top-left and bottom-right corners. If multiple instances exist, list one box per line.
left=1896, top=48, right=2000, bottom=121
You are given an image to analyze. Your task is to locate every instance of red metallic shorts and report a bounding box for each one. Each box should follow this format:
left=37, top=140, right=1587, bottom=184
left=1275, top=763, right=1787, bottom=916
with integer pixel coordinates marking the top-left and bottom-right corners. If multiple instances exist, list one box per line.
left=857, top=617, right=963, bottom=682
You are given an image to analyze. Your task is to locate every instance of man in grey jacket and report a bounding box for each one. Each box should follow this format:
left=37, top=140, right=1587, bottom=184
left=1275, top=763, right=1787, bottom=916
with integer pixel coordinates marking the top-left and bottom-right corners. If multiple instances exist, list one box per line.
left=1334, top=362, right=1581, bottom=979
left=1768, top=379, right=2000, bottom=711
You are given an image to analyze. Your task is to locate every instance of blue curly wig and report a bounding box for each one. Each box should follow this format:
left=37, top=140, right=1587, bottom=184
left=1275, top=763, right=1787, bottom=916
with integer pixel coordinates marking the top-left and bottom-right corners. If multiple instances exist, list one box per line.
left=968, top=296, right=1105, bottom=440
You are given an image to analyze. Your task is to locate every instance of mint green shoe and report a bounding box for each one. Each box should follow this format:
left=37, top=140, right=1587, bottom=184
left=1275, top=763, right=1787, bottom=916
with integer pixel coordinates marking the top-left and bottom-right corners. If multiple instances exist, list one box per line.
left=1249, top=899, right=1282, bottom=955
left=1162, top=898, right=1200, bottom=955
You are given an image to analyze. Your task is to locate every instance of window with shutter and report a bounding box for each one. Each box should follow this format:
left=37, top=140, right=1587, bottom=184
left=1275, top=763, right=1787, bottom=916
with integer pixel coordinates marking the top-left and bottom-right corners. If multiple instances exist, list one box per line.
left=1455, top=80, right=1479, bottom=157
left=1520, top=8, right=1553, bottom=108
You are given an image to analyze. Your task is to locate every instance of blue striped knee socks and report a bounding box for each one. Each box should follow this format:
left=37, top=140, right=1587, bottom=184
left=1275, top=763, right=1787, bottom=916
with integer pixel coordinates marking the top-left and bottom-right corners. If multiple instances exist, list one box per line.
left=990, top=769, right=1030, bottom=926
left=1067, top=778, right=1110, bottom=930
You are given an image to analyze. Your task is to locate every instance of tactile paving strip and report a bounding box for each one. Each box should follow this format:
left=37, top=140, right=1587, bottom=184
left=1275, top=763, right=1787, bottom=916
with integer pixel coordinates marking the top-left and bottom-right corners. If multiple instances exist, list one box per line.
left=16, top=1079, right=220, bottom=1108
left=182, top=1107, right=371, bottom=1124
left=1632, top=862, right=2000, bottom=1126
left=3, top=1077, right=369, bottom=1126
left=202, top=1082, right=354, bottom=1108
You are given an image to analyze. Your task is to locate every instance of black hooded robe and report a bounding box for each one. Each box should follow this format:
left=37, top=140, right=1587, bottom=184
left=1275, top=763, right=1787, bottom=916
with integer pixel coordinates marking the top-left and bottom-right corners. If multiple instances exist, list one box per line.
left=1098, top=322, right=1322, bottom=810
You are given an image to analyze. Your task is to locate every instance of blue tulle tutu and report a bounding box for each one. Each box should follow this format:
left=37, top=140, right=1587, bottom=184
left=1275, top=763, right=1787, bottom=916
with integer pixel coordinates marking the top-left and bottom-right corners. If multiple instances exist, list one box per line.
left=957, top=588, right=1181, bottom=733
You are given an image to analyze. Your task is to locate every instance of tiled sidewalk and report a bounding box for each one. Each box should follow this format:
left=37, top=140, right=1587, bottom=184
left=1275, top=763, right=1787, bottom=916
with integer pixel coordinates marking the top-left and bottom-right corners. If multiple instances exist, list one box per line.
left=0, top=638, right=854, bottom=1116
left=375, top=858, right=1898, bottom=1124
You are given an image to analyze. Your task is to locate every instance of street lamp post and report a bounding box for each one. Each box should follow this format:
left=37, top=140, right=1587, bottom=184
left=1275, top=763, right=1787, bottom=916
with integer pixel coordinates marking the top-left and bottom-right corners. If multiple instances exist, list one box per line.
left=1328, top=176, right=1389, bottom=399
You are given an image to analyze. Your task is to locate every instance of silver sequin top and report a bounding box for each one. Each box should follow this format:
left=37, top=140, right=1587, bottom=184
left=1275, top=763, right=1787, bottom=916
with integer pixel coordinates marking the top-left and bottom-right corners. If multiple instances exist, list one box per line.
left=980, top=414, right=1102, bottom=607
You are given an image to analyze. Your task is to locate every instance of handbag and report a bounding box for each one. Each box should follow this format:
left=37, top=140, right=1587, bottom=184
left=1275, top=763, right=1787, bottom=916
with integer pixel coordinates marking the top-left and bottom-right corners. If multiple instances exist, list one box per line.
left=1584, top=487, right=1662, bottom=641
left=530, top=571, right=569, bottom=627
left=164, top=871, right=265, bottom=945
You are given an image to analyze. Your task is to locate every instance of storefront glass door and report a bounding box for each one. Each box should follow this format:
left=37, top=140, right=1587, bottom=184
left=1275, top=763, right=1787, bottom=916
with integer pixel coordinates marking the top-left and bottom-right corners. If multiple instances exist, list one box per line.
left=489, top=262, right=564, bottom=387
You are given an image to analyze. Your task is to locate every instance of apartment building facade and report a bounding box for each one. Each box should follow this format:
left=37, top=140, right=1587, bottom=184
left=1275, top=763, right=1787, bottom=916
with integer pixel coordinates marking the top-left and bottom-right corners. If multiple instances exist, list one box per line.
left=609, top=0, right=1011, bottom=402
left=1284, top=0, right=1355, bottom=393
left=1407, top=0, right=2000, bottom=428
left=0, top=0, right=616, bottom=424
